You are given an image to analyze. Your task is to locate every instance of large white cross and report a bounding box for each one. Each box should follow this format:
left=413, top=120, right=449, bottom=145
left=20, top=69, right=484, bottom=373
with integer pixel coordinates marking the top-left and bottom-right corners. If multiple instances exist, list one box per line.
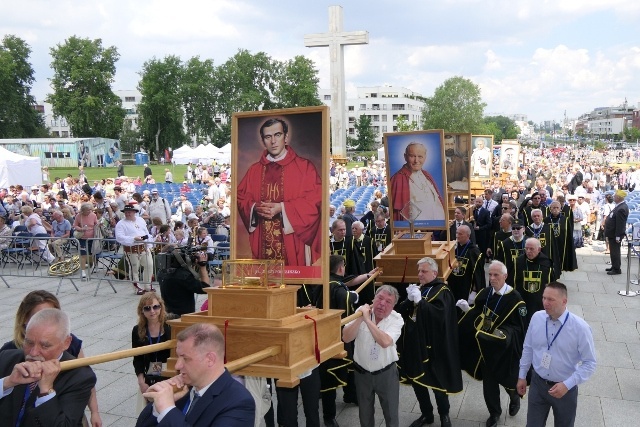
left=304, top=5, right=368, bottom=160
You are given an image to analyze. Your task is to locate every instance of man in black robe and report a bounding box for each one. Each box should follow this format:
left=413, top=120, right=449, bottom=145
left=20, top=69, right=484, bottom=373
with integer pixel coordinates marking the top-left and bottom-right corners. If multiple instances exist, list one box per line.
left=487, top=214, right=513, bottom=261
left=522, top=192, right=549, bottom=226
left=447, top=225, right=485, bottom=313
left=330, top=219, right=363, bottom=277
left=514, top=238, right=556, bottom=330
left=352, top=221, right=378, bottom=306
left=472, top=196, right=492, bottom=254
left=525, top=208, right=558, bottom=272
left=544, top=201, right=577, bottom=275
left=449, top=206, right=476, bottom=245
left=456, top=261, right=527, bottom=427
left=367, top=212, right=392, bottom=253
left=495, top=218, right=527, bottom=287
left=397, top=257, right=461, bottom=427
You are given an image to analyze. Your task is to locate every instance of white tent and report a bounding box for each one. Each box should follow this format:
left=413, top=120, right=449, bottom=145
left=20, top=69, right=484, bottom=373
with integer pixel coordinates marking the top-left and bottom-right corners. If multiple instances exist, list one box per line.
left=0, top=146, right=42, bottom=188
left=377, top=146, right=385, bottom=161
left=172, top=145, right=195, bottom=165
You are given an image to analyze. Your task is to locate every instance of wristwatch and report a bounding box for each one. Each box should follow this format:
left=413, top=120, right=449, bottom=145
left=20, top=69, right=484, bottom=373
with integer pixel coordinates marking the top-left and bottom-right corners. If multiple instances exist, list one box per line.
left=38, top=388, right=55, bottom=398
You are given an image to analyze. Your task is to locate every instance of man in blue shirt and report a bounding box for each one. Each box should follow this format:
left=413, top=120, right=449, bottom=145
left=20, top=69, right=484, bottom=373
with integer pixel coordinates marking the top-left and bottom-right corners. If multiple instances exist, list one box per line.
left=517, top=281, right=596, bottom=426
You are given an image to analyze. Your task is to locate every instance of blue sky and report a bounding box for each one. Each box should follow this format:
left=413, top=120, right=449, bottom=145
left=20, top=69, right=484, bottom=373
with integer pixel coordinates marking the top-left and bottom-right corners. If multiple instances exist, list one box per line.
left=2, top=0, right=639, bottom=123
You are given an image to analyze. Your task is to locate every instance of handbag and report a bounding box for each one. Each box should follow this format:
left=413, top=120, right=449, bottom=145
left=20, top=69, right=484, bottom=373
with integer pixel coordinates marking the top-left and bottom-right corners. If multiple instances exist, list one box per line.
left=73, top=230, right=84, bottom=239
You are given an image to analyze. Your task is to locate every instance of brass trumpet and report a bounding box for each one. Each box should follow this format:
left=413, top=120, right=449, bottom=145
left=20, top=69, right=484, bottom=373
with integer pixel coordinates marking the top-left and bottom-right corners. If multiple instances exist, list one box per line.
left=49, top=255, right=81, bottom=276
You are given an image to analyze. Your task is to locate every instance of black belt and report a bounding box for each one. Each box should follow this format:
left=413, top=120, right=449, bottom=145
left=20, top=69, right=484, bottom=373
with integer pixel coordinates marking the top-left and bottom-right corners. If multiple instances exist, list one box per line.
left=353, top=362, right=394, bottom=375
left=535, top=371, right=559, bottom=387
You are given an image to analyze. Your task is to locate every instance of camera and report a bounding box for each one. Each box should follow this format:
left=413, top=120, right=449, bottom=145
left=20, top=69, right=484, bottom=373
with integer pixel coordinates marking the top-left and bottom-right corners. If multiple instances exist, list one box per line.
left=155, top=244, right=207, bottom=271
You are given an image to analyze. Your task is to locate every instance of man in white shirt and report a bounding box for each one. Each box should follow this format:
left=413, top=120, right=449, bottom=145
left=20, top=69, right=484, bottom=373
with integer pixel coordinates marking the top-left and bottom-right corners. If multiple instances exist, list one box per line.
left=343, top=285, right=404, bottom=427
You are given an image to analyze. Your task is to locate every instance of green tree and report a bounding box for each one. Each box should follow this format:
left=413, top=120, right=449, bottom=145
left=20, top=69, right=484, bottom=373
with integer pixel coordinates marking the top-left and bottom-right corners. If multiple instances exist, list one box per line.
left=395, top=115, right=419, bottom=132
left=272, top=55, right=322, bottom=108
left=0, top=35, right=47, bottom=138
left=137, top=55, right=186, bottom=160
left=354, top=115, right=378, bottom=151
left=482, top=115, right=520, bottom=143
left=182, top=56, right=219, bottom=144
left=421, top=76, right=486, bottom=133
left=119, top=118, right=139, bottom=155
left=47, top=36, right=124, bottom=138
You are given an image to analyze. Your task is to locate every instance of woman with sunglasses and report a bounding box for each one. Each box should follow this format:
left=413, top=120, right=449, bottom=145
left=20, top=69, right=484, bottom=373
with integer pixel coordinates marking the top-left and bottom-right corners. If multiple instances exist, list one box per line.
left=131, top=293, right=172, bottom=411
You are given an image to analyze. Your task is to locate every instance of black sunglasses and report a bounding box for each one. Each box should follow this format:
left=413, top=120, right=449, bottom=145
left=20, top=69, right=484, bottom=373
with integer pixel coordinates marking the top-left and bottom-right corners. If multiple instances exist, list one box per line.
left=143, top=304, right=161, bottom=312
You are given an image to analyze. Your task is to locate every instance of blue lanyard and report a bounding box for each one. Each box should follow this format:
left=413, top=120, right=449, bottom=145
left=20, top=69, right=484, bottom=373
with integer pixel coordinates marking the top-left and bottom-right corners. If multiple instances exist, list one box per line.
left=456, top=241, right=470, bottom=258
left=421, top=286, right=433, bottom=300
left=147, top=330, right=161, bottom=361
left=484, top=288, right=504, bottom=320
left=546, top=312, right=570, bottom=350
left=16, top=384, right=34, bottom=427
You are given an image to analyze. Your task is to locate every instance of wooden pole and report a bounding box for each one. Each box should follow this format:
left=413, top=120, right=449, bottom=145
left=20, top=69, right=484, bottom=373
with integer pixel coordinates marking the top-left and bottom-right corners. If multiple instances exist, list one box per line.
left=59, top=340, right=281, bottom=375
left=353, top=270, right=381, bottom=294
left=340, top=310, right=363, bottom=326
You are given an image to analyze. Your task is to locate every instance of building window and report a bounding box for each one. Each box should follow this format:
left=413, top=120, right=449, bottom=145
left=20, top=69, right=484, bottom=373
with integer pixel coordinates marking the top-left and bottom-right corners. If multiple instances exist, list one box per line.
left=348, top=116, right=355, bottom=123
left=372, top=104, right=379, bottom=110
left=382, top=115, right=387, bottom=122
left=324, top=95, right=331, bottom=100
left=392, top=104, right=405, bottom=110
left=125, top=96, right=136, bottom=102
left=372, top=115, right=379, bottom=122
left=382, top=126, right=388, bottom=132
left=348, top=106, right=354, bottom=111
left=370, top=93, right=377, bottom=98
left=359, top=104, right=366, bottom=110
left=349, top=128, right=355, bottom=134
left=382, top=105, right=388, bottom=110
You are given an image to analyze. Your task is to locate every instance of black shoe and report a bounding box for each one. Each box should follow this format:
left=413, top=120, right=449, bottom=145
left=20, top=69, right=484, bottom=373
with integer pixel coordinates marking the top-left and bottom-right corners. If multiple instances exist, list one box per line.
left=323, top=418, right=339, bottom=427
left=486, top=415, right=499, bottom=427
left=508, top=393, right=521, bottom=416
left=440, top=414, right=452, bottom=427
left=343, top=396, right=358, bottom=405
left=409, top=414, right=434, bottom=427
left=605, top=267, right=613, bottom=271
left=607, top=269, right=622, bottom=275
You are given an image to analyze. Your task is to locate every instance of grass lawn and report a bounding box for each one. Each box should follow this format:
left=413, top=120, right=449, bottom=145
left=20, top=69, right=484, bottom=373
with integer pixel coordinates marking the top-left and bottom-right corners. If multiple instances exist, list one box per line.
left=47, top=164, right=190, bottom=183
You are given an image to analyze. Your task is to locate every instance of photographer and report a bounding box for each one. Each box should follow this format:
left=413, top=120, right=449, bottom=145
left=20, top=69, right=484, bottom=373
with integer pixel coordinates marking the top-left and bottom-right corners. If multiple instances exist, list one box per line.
left=157, top=247, right=211, bottom=318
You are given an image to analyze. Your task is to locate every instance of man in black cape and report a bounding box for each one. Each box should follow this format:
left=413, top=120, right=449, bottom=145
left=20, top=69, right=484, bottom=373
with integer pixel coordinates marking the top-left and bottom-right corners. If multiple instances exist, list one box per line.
left=330, top=219, right=364, bottom=277
left=525, top=208, right=559, bottom=274
left=544, top=201, right=577, bottom=275
left=352, top=221, right=379, bottom=306
left=514, top=238, right=556, bottom=330
left=495, top=218, right=527, bottom=287
left=522, top=192, right=549, bottom=226
left=367, top=212, right=392, bottom=253
left=396, top=257, right=461, bottom=427
left=487, top=214, right=513, bottom=261
left=447, top=225, right=485, bottom=314
left=456, top=260, right=527, bottom=427
left=313, top=255, right=378, bottom=424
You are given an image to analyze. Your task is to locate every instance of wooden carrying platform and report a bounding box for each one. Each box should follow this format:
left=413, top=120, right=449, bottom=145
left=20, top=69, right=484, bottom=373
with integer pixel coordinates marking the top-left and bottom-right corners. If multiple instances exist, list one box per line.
left=374, top=233, right=455, bottom=282
left=164, top=286, right=345, bottom=387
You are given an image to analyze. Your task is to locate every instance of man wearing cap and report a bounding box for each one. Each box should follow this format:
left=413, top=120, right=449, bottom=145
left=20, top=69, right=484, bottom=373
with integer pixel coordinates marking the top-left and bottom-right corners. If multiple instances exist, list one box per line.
left=522, top=192, right=548, bottom=227
left=237, top=117, right=322, bottom=268
left=496, top=218, right=527, bottom=287
left=115, top=204, right=154, bottom=294
left=342, top=199, right=358, bottom=237
left=604, top=189, right=629, bottom=275
left=390, top=142, right=445, bottom=223
left=148, top=189, right=172, bottom=225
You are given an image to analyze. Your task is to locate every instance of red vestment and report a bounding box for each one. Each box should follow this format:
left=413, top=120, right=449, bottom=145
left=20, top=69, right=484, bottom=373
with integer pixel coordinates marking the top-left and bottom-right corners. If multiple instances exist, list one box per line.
left=237, top=148, right=321, bottom=266
left=390, top=164, right=444, bottom=221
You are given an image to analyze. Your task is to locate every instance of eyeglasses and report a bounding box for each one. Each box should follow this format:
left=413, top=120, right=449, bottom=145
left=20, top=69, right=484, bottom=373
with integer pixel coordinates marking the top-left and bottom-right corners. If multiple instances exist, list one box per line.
left=143, top=304, right=161, bottom=312
left=502, top=207, right=509, bottom=210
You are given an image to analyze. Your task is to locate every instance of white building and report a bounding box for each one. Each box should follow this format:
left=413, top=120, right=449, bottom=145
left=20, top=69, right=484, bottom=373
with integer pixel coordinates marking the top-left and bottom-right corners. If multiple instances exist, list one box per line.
left=320, top=85, right=425, bottom=144
left=586, top=105, right=635, bottom=139
left=114, top=89, right=142, bottom=131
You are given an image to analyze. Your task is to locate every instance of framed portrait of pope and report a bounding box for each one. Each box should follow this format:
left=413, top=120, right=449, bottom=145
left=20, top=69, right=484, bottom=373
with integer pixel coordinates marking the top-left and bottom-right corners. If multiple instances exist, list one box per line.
left=232, top=106, right=329, bottom=284
left=385, top=130, right=448, bottom=230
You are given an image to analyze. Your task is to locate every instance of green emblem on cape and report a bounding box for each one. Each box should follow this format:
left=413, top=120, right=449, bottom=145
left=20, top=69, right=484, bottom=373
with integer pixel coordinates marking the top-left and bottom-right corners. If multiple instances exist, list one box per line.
left=518, top=306, right=527, bottom=317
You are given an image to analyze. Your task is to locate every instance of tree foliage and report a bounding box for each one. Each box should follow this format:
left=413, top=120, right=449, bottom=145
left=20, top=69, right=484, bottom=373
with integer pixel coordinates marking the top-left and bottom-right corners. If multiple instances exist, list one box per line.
left=137, top=55, right=187, bottom=160
left=182, top=56, right=219, bottom=144
left=272, top=55, right=322, bottom=108
left=481, top=115, right=520, bottom=143
left=0, top=35, right=47, bottom=138
left=354, top=115, right=378, bottom=151
left=421, top=76, right=486, bottom=133
left=47, top=36, right=125, bottom=138
left=395, top=115, right=419, bottom=132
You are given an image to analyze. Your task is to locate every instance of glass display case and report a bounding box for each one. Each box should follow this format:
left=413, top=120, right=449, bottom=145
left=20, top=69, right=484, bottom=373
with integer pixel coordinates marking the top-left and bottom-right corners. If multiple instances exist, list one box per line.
left=222, top=259, right=285, bottom=288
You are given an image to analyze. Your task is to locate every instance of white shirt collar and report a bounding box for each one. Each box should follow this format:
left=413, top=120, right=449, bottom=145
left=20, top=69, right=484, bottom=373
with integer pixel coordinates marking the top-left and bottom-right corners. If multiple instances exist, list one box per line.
left=266, top=148, right=288, bottom=162
left=493, top=283, right=512, bottom=295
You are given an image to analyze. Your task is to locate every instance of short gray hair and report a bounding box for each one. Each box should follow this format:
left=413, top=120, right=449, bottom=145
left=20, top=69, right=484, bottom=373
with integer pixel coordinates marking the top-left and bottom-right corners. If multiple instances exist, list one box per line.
left=417, top=257, right=438, bottom=272
left=26, top=308, right=70, bottom=341
left=375, top=285, right=400, bottom=305
left=490, top=260, right=508, bottom=275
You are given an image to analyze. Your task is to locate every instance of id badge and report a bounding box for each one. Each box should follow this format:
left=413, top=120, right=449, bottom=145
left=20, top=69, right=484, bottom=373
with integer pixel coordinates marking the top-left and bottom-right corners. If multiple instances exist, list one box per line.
left=541, top=352, right=552, bottom=369
left=370, top=344, right=380, bottom=361
left=148, top=361, right=166, bottom=376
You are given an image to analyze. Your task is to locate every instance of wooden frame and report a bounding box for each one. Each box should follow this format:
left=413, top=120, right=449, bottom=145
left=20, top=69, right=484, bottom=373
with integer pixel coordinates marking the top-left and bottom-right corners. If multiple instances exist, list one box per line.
left=384, top=130, right=449, bottom=232
left=470, top=135, right=493, bottom=178
left=444, top=132, right=472, bottom=217
left=499, top=139, right=520, bottom=176
left=231, top=106, right=329, bottom=285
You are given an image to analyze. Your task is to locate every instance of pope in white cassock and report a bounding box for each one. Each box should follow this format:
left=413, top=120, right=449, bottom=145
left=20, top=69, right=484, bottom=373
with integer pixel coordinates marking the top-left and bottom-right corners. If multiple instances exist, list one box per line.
left=470, top=138, right=491, bottom=176
left=390, top=142, right=445, bottom=222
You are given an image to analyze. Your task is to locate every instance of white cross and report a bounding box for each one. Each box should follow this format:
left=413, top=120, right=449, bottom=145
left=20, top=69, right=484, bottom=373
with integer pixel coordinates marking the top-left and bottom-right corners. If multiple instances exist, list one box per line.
left=304, top=5, right=368, bottom=160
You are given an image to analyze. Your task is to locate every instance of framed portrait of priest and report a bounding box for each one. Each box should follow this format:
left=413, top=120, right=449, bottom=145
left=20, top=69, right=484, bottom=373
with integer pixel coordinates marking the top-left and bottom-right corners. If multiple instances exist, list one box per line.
left=444, top=132, right=471, bottom=191
left=231, top=106, right=329, bottom=284
left=470, top=135, right=493, bottom=178
left=385, top=130, right=448, bottom=230
left=499, top=140, right=520, bottom=176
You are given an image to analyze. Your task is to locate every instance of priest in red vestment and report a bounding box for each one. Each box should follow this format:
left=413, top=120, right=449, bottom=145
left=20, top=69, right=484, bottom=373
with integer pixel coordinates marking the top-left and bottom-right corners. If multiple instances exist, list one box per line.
left=237, top=118, right=322, bottom=267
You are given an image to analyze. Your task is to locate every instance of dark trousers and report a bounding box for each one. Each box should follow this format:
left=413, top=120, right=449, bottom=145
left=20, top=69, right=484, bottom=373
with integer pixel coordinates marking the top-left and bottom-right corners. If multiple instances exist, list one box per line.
left=482, top=364, right=503, bottom=417
left=412, top=383, right=450, bottom=416
left=276, top=369, right=320, bottom=427
left=527, top=372, right=578, bottom=427
left=607, top=237, right=622, bottom=270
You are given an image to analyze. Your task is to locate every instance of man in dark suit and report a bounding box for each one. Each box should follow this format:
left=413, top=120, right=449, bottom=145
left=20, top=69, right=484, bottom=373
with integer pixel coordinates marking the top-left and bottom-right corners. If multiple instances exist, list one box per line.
left=449, top=206, right=476, bottom=245
left=604, top=189, right=630, bottom=275
left=137, top=323, right=255, bottom=427
left=472, top=196, right=492, bottom=254
left=0, top=308, right=96, bottom=427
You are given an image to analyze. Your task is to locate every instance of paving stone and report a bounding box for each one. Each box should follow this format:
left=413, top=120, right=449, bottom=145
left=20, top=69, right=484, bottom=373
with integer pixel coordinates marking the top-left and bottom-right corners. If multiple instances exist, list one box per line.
left=594, top=340, right=635, bottom=368
left=615, top=368, right=640, bottom=402
left=582, top=305, right=616, bottom=323
left=580, top=366, right=622, bottom=399
left=601, top=396, right=640, bottom=426
left=602, top=321, right=640, bottom=343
